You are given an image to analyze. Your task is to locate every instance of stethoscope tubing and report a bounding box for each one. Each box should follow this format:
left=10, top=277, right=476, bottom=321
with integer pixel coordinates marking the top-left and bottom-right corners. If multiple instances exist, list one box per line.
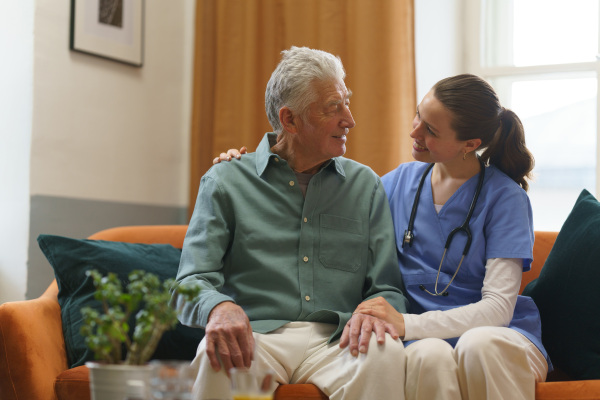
left=406, top=157, right=486, bottom=296
left=403, top=163, right=434, bottom=248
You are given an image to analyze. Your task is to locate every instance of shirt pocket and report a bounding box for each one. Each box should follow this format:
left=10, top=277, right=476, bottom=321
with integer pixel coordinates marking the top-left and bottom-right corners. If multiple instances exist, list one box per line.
left=319, top=214, right=363, bottom=272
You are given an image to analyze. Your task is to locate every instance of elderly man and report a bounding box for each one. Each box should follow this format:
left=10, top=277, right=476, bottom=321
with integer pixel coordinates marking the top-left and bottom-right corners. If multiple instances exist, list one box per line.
left=173, top=46, right=409, bottom=400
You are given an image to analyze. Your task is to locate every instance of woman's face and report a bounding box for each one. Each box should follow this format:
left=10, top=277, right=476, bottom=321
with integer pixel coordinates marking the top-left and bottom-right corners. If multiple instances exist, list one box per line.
left=410, top=90, right=466, bottom=164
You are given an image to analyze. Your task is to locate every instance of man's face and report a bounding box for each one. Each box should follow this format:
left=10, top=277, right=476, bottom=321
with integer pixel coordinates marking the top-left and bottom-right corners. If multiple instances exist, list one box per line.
left=295, top=79, right=355, bottom=167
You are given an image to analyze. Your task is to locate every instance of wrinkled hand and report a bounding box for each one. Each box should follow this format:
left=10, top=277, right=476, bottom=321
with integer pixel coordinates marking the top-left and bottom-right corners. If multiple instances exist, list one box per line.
left=213, top=146, right=248, bottom=164
left=339, top=311, right=400, bottom=357
left=205, top=301, right=254, bottom=374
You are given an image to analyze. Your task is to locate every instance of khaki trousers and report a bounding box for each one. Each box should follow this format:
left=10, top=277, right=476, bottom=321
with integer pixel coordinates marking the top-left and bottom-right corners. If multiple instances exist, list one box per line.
left=191, top=321, right=407, bottom=400
left=405, top=326, right=548, bottom=400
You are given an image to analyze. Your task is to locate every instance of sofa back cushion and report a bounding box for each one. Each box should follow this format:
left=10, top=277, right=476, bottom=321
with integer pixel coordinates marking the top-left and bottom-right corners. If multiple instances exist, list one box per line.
left=37, top=233, right=203, bottom=368
left=523, top=189, right=600, bottom=380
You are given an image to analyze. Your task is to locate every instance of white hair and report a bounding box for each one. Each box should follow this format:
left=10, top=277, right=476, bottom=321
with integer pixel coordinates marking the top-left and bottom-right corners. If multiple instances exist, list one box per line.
left=265, top=46, right=346, bottom=133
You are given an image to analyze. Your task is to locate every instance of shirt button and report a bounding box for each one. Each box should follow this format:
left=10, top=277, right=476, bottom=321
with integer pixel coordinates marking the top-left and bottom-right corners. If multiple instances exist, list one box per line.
left=289, top=181, right=295, bottom=186
left=305, top=295, right=311, bottom=302
left=303, top=256, right=309, bottom=262
left=303, top=217, right=308, bottom=223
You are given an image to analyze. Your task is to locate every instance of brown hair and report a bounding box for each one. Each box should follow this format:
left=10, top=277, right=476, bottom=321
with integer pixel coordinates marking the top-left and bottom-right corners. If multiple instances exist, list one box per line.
left=433, top=74, right=534, bottom=191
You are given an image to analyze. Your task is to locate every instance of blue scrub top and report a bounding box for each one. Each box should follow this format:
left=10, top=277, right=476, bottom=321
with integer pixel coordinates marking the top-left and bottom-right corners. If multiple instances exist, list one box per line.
left=382, top=161, right=551, bottom=368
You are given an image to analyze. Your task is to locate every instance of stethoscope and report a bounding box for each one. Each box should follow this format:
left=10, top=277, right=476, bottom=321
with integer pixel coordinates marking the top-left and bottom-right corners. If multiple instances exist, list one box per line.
left=403, top=157, right=485, bottom=297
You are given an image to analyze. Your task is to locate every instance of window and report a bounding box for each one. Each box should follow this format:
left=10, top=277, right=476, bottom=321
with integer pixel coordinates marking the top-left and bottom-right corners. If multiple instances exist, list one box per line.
left=465, top=0, right=599, bottom=231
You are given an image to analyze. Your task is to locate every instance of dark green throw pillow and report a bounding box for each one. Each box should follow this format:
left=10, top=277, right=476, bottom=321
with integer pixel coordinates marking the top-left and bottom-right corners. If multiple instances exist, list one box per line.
left=523, top=189, right=600, bottom=380
left=37, top=234, right=204, bottom=368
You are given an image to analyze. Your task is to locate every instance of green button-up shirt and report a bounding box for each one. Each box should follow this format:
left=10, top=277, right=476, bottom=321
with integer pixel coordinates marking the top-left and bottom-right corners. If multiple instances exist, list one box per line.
left=174, top=133, right=408, bottom=340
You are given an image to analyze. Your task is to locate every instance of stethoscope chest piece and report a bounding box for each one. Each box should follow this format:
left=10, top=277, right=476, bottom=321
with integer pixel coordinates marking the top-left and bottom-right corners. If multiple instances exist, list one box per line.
left=419, top=284, right=449, bottom=296
left=403, top=230, right=414, bottom=247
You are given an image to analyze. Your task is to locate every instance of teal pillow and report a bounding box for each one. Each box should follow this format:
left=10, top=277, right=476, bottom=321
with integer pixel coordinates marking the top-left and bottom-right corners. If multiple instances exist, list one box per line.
left=37, top=234, right=204, bottom=368
left=523, top=189, right=600, bottom=380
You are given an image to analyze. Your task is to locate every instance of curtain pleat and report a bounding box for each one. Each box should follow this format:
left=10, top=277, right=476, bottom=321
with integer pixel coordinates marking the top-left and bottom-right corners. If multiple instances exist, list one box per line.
left=189, top=0, right=416, bottom=215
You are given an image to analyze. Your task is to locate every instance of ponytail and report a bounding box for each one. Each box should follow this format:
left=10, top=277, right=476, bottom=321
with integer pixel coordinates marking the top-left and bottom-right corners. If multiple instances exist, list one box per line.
left=433, top=74, right=535, bottom=191
left=480, top=108, right=534, bottom=191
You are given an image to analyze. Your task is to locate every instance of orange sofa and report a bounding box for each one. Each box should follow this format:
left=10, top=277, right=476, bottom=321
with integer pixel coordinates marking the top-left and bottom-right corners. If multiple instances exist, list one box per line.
left=1, top=225, right=599, bottom=400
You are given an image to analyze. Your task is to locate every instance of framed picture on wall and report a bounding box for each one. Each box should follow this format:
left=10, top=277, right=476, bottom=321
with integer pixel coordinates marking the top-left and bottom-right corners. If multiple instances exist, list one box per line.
left=69, top=0, right=144, bottom=67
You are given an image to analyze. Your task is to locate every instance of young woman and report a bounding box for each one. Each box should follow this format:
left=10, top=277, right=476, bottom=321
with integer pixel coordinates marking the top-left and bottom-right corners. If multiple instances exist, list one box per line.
left=215, top=74, right=551, bottom=399
left=346, top=74, right=550, bottom=400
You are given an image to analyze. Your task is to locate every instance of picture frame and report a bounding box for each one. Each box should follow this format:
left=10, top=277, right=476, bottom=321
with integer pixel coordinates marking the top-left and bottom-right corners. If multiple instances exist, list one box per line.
left=69, top=0, right=144, bottom=67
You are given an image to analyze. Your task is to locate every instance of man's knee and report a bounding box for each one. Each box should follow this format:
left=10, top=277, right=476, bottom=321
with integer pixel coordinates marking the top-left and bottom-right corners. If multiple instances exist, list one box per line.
left=363, top=333, right=406, bottom=368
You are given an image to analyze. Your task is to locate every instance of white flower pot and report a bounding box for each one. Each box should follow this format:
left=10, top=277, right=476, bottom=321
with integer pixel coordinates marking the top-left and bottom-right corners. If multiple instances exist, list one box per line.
left=87, top=362, right=153, bottom=400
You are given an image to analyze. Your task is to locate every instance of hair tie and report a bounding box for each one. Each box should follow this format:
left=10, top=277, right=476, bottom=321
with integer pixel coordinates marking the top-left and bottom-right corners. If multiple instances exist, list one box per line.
left=498, top=107, right=509, bottom=127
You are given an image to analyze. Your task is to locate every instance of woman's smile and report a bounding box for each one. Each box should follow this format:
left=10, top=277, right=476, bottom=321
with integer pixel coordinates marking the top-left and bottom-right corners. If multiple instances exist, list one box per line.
left=413, top=141, right=427, bottom=152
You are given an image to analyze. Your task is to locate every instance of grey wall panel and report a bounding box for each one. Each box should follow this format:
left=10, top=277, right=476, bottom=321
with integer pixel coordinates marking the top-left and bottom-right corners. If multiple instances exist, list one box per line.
left=27, top=195, right=188, bottom=299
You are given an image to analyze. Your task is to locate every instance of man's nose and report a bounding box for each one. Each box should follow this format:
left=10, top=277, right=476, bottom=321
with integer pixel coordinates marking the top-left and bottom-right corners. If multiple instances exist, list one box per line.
left=341, top=106, right=356, bottom=129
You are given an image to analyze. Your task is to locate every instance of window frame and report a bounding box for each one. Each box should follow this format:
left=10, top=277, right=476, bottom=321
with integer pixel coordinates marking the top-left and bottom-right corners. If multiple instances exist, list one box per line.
left=464, top=0, right=600, bottom=199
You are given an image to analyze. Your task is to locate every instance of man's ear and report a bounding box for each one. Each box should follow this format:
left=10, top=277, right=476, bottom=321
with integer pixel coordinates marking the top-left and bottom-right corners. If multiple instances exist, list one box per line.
left=279, top=107, right=298, bottom=134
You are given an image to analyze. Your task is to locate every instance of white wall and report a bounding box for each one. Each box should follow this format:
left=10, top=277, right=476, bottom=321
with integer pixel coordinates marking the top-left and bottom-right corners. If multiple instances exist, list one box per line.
left=0, top=0, right=196, bottom=304
left=0, top=2, right=34, bottom=304
left=414, top=0, right=463, bottom=101
left=30, top=0, right=194, bottom=207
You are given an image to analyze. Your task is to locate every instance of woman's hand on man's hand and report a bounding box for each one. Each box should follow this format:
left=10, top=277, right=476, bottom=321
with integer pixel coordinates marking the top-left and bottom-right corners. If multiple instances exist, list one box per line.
left=353, top=296, right=406, bottom=338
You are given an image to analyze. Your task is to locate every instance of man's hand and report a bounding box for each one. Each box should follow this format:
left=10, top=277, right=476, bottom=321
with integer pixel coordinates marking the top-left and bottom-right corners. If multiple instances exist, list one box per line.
left=213, top=146, right=248, bottom=164
left=205, top=301, right=254, bottom=374
left=339, top=312, right=399, bottom=357
left=353, top=296, right=405, bottom=336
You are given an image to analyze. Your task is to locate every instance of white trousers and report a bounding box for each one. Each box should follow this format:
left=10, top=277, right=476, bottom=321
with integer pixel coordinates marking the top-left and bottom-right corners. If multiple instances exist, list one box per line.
left=404, top=327, right=548, bottom=400
left=190, top=321, right=407, bottom=400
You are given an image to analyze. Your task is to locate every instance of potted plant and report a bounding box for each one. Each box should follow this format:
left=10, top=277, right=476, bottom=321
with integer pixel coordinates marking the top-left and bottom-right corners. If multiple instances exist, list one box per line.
left=81, top=269, right=200, bottom=400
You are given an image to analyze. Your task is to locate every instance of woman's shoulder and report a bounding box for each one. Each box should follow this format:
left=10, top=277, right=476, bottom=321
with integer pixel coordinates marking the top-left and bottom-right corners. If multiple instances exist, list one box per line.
left=485, top=165, right=528, bottom=197
left=383, top=161, right=430, bottom=183
left=382, top=161, right=430, bottom=199
left=482, top=165, right=532, bottom=214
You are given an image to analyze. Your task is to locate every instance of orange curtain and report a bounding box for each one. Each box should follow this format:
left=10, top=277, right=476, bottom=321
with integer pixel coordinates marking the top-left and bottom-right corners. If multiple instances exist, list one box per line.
left=189, top=0, right=416, bottom=214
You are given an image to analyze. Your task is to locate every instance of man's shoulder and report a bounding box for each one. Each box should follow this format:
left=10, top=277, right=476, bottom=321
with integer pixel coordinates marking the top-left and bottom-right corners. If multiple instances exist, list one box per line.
left=205, top=153, right=259, bottom=178
left=200, top=154, right=263, bottom=191
left=335, top=157, right=379, bottom=179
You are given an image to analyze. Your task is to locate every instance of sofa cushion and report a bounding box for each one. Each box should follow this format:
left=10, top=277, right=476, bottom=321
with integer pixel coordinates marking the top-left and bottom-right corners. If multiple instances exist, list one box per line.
left=55, top=365, right=90, bottom=400
left=37, top=235, right=204, bottom=369
left=523, top=189, right=600, bottom=380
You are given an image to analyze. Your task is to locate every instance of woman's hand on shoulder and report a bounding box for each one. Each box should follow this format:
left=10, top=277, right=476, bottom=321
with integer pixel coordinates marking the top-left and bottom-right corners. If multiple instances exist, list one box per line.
left=213, top=146, right=248, bottom=165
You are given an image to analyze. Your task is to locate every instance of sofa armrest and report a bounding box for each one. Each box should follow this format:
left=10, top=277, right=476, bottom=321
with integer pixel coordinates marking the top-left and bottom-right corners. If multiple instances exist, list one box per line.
left=0, top=281, right=67, bottom=400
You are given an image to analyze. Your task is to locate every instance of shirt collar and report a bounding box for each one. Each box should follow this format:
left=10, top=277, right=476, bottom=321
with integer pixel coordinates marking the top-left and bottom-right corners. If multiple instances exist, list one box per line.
left=255, top=133, right=346, bottom=179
